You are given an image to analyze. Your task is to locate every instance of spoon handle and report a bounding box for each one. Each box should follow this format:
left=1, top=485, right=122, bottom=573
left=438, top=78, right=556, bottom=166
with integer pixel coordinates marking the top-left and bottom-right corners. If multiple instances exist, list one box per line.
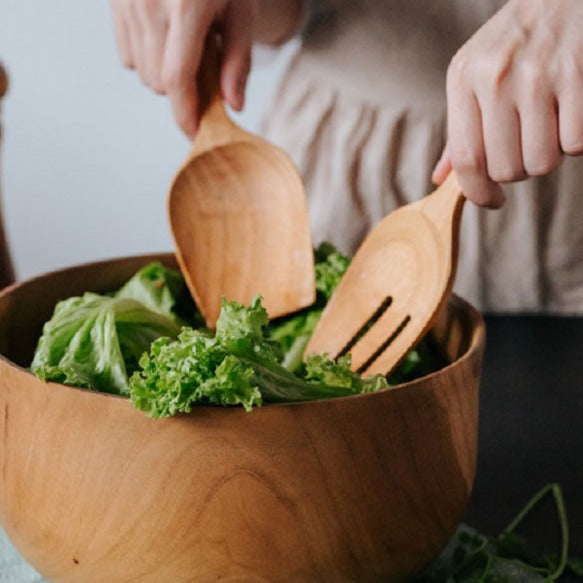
left=190, top=32, right=242, bottom=158
left=197, top=32, right=223, bottom=120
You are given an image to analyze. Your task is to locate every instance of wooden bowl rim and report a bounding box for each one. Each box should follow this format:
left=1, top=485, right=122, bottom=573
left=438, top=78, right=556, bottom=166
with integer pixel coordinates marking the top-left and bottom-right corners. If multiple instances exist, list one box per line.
left=0, top=252, right=486, bottom=413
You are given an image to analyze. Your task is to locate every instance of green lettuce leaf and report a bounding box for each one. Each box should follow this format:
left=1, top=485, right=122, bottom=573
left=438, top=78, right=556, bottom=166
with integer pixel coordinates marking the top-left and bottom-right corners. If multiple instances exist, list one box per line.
left=304, top=353, right=389, bottom=393
left=267, top=243, right=350, bottom=373
left=116, top=261, right=201, bottom=326
left=314, top=242, right=351, bottom=301
left=31, top=264, right=184, bottom=395
left=129, top=296, right=388, bottom=418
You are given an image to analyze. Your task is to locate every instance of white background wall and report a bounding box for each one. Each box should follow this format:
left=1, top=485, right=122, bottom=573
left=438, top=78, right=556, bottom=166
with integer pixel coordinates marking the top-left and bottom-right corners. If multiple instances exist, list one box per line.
left=0, top=1, right=290, bottom=280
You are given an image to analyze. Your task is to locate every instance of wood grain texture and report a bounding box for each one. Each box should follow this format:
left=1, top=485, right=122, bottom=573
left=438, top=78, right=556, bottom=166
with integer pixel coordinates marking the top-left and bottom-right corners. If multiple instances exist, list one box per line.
left=168, top=36, right=315, bottom=328
left=0, top=62, right=15, bottom=290
left=0, top=254, right=484, bottom=582
left=306, top=173, right=465, bottom=377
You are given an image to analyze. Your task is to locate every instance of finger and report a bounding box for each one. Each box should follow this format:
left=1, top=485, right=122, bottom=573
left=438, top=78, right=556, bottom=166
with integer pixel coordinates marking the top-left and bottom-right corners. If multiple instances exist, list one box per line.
left=162, top=3, right=211, bottom=137
left=519, top=92, right=562, bottom=177
left=135, top=0, right=168, bottom=93
left=558, top=86, right=583, bottom=156
left=110, top=0, right=135, bottom=68
left=126, top=1, right=146, bottom=75
left=447, top=63, right=506, bottom=208
left=480, top=98, right=526, bottom=183
left=431, top=146, right=452, bottom=185
left=221, top=1, right=254, bottom=111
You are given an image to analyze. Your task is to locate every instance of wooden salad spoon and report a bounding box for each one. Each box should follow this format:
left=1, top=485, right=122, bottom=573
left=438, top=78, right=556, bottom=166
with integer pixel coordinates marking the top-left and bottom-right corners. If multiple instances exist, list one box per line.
left=168, top=35, right=315, bottom=328
left=305, top=172, right=465, bottom=376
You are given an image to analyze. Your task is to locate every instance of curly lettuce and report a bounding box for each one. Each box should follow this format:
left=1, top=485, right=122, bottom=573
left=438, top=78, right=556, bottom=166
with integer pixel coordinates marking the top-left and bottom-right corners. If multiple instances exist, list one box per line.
left=129, top=296, right=388, bottom=418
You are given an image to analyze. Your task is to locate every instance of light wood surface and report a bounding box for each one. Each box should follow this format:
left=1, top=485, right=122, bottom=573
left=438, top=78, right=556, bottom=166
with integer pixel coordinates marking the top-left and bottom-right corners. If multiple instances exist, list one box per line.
left=0, top=253, right=484, bottom=583
left=306, top=172, right=465, bottom=376
left=168, top=36, right=315, bottom=328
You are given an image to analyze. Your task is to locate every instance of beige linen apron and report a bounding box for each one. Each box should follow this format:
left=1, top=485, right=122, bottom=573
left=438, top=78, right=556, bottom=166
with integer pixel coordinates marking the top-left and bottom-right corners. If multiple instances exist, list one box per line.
left=262, top=0, right=583, bottom=313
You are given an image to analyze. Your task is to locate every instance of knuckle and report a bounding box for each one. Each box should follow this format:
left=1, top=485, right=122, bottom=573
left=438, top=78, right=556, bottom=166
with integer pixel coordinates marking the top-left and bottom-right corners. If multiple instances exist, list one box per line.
left=170, top=0, right=196, bottom=17
left=151, top=82, right=166, bottom=96
left=561, top=55, right=583, bottom=87
left=449, top=50, right=510, bottom=96
left=469, top=191, right=497, bottom=208
left=161, top=66, right=186, bottom=90
left=525, top=154, right=561, bottom=177
left=561, top=137, right=583, bottom=156
left=487, top=164, right=521, bottom=184
left=451, top=146, right=484, bottom=175
left=475, top=57, right=511, bottom=97
left=467, top=184, right=506, bottom=209
left=139, top=0, right=159, bottom=17
left=519, top=58, right=545, bottom=95
left=447, top=52, right=471, bottom=88
left=143, top=74, right=166, bottom=95
left=562, top=55, right=579, bottom=81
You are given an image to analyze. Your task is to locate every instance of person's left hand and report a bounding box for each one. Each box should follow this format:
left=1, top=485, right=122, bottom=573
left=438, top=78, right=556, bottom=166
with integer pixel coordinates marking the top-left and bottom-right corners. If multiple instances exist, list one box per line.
left=432, top=0, right=583, bottom=208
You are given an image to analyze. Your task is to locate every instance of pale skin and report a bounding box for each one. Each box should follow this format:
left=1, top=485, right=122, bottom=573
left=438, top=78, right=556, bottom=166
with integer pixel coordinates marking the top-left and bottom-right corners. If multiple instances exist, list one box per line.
left=110, top=0, right=583, bottom=208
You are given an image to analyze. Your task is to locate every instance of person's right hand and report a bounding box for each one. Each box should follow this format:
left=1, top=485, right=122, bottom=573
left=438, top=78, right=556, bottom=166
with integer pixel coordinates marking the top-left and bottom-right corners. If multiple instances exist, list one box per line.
left=110, top=0, right=258, bottom=138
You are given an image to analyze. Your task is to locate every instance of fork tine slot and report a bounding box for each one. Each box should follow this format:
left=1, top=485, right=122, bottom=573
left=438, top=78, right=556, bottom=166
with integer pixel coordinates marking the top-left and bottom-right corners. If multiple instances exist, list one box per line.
left=338, top=296, right=392, bottom=358
left=356, top=315, right=411, bottom=374
left=345, top=295, right=411, bottom=371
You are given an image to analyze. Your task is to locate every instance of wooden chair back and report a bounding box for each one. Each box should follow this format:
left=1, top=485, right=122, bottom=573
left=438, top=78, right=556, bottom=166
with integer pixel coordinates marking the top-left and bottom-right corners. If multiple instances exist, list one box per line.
left=0, top=63, right=15, bottom=289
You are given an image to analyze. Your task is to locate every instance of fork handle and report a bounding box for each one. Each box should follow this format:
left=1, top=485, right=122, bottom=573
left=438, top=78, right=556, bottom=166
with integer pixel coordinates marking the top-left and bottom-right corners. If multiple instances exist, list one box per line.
left=415, top=172, right=465, bottom=234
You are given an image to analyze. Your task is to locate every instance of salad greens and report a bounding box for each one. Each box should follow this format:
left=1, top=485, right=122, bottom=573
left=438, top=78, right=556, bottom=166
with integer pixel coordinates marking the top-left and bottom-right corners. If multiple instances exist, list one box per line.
left=116, top=260, right=201, bottom=327
left=130, top=296, right=388, bottom=417
left=266, top=242, right=349, bottom=373
left=418, top=483, right=583, bottom=582
left=31, top=244, right=441, bottom=415
left=31, top=262, right=189, bottom=395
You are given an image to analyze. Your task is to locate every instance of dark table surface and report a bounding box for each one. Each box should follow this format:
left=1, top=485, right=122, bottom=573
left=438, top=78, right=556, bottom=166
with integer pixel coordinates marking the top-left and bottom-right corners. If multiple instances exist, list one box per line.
left=463, top=314, right=583, bottom=563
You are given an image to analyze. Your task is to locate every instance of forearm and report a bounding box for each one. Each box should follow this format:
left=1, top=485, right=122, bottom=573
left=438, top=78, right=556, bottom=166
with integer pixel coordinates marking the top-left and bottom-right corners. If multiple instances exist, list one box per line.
left=254, top=0, right=304, bottom=45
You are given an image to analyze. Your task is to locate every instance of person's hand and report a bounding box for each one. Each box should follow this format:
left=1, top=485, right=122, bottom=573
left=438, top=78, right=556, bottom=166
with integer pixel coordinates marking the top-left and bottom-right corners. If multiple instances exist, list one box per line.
left=432, top=0, right=583, bottom=208
left=110, top=0, right=259, bottom=138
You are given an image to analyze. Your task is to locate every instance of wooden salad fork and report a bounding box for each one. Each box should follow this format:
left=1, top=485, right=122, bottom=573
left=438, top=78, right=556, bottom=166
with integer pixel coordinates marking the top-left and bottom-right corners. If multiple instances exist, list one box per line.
left=168, top=34, right=315, bottom=328
left=305, top=172, right=465, bottom=376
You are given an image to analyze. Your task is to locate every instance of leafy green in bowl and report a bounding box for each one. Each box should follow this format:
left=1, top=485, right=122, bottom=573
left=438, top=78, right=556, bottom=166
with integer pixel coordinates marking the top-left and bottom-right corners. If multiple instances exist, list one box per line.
left=30, top=245, right=445, bottom=417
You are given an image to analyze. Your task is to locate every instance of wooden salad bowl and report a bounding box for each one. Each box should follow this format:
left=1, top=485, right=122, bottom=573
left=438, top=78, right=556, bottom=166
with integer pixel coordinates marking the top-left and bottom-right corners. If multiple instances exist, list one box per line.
left=0, top=254, right=485, bottom=583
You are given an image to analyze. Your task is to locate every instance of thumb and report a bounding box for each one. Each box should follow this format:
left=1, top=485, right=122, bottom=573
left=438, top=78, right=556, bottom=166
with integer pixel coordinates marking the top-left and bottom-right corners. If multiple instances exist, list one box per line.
left=432, top=145, right=452, bottom=185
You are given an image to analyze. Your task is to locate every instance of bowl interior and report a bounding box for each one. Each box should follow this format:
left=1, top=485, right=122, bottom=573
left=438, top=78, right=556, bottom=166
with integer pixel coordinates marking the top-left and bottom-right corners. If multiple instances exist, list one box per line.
left=0, top=252, right=481, bottom=377
left=0, top=253, right=481, bottom=380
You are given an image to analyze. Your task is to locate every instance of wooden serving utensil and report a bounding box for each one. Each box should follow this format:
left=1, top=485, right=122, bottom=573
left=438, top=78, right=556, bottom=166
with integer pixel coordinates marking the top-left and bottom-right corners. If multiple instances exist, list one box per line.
left=305, top=172, right=465, bottom=376
left=168, top=35, right=315, bottom=328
